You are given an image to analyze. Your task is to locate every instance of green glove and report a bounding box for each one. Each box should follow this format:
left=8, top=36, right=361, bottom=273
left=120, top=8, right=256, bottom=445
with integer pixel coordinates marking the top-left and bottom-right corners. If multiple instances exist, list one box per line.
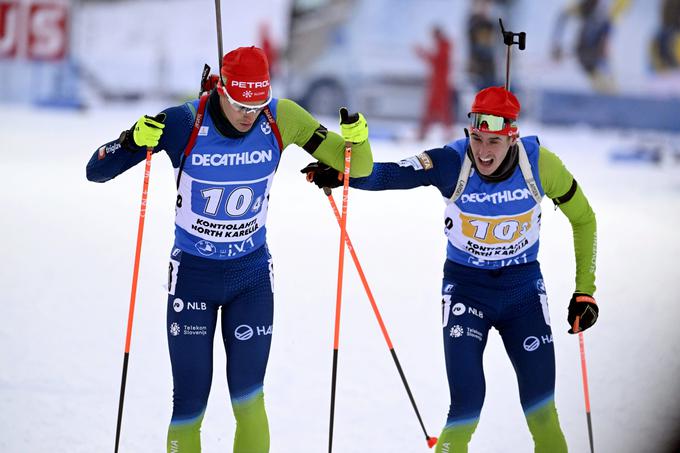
left=132, top=114, right=166, bottom=147
left=339, top=107, right=368, bottom=144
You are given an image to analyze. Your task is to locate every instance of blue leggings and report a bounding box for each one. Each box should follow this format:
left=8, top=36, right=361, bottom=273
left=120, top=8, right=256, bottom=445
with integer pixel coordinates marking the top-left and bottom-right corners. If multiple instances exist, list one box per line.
left=166, top=245, right=274, bottom=452
left=437, top=260, right=567, bottom=452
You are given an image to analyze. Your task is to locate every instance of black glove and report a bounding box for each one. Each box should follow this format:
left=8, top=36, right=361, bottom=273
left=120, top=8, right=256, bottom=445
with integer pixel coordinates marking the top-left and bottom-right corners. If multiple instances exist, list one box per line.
left=300, top=162, right=343, bottom=189
left=567, top=292, right=599, bottom=334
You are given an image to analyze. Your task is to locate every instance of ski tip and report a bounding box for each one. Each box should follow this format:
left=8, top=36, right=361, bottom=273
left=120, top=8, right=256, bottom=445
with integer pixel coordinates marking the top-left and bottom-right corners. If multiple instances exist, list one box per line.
left=427, top=436, right=438, bottom=448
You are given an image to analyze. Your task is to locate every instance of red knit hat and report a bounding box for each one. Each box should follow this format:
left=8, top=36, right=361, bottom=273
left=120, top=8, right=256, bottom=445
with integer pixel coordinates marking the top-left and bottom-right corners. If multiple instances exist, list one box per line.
left=470, top=86, right=521, bottom=120
left=219, top=46, right=271, bottom=104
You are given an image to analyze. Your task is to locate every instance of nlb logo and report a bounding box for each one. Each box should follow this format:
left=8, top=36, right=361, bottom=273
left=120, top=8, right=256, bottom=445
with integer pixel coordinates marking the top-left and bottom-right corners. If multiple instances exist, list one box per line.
left=452, top=303, right=466, bottom=316
left=173, top=298, right=207, bottom=312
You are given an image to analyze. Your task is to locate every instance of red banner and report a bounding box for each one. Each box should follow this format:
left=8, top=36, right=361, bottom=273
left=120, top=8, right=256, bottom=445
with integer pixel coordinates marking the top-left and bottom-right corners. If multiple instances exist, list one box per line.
left=28, top=1, right=67, bottom=60
left=0, top=1, right=19, bottom=59
left=0, top=0, right=68, bottom=60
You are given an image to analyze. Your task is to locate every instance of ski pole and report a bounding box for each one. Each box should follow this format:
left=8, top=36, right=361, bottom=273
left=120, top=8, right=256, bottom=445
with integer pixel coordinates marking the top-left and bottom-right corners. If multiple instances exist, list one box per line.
left=327, top=131, right=352, bottom=453
left=114, top=146, right=154, bottom=453
left=578, top=331, right=595, bottom=453
left=322, top=188, right=437, bottom=449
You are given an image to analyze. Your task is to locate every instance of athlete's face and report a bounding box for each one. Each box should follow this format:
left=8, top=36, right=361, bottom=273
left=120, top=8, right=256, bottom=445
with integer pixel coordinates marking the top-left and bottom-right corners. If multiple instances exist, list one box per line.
left=219, top=94, right=262, bottom=132
left=469, top=131, right=517, bottom=176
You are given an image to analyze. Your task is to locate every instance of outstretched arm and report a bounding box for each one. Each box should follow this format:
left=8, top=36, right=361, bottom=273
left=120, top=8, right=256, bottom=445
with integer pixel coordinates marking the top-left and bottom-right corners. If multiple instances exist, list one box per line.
left=303, top=146, right=461, bottom=195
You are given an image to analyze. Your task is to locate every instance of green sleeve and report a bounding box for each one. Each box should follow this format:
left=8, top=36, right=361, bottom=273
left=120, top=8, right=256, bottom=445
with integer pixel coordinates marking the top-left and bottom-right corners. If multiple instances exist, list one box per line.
left=275, top=99, right=373, bottom=177
left=538, top=146, right=597, bottom=295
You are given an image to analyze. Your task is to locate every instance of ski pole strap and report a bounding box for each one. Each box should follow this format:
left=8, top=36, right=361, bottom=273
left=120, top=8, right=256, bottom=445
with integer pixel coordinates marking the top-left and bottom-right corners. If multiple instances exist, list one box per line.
left=176, top=92, right=210, bottom=190
left=449, top=153, right=473, bottom=203
left=516, top=140, right=542, bottom=204
left=262, top=106, right=284, bottom=152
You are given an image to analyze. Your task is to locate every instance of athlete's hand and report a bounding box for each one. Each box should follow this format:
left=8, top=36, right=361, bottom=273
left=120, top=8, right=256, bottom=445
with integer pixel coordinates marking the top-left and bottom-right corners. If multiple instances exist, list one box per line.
left=201, top=74, right=220, bottom=96
left=300, top=162, right=343, bottom=189
left=339, top=107, right=368, bottom=144
left=131, top=113, right=166, bottom=148
left=567, top=293, right=598, bottom=334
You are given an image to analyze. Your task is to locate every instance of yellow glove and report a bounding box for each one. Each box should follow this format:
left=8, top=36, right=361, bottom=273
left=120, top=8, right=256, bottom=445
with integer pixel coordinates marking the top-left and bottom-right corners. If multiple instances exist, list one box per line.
left=339, top=107, right=368, bottom=144
left=132, top=114, right=166, bottom=147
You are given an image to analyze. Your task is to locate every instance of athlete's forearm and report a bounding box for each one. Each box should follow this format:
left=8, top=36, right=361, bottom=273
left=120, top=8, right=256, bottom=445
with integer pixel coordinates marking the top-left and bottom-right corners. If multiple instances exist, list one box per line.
left=86, top=139, right=148, bottom=182
left=349, top=162, right=430, bottom=191
left=85, top=104, right=193, bottom=182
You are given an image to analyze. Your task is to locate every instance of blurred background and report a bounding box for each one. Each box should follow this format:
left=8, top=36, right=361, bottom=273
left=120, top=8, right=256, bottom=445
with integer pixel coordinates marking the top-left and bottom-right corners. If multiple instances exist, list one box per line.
left=2, top=1, right=680, bottom=452
left=1, top=0, right=679, bottom=145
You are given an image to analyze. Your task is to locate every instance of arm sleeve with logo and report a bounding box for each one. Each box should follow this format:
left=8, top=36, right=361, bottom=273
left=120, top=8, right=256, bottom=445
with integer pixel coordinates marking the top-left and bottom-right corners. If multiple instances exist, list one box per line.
left=538, top=146, right=597, bottom=295
left=276, top=99, right=373, bottom=177
left=349, top=146, right=461, bottom=196
left=85, top=104, right=193, bottom=182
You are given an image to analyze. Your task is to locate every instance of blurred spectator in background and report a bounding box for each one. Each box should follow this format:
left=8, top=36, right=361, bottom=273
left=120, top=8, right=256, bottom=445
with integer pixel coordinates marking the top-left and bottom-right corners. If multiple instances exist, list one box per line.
left=650, top=0, right=680, bottom=71
left=415, top=26, right=454, bottom=141
left=259, top=22, right=280, bottom=79
left=467, top=0, right=498, bottom=90
left=551, top=0, right=631, bottom=93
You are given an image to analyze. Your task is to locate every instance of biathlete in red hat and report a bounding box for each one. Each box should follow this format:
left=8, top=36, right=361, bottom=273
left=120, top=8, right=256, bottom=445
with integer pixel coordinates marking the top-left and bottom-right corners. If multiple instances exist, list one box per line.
left=303, top=86, right=598, bottom=452
left=86, top=46, right=373, bottom=453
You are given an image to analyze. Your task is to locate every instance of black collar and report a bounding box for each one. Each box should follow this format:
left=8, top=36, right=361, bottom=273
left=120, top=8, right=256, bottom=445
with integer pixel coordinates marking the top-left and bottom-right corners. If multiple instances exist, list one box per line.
left=207, top=89, right=251, bottom=139
left=466, top=143, right=519, bottom=183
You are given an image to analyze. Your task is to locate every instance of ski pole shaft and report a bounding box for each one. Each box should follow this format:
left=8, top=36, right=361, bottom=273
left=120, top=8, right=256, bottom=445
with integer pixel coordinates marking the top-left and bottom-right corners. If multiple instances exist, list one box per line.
left=328, top=142, right=352, bottom=453
left=578, top=332, right=595, bottom=453
left=505, top=45, right=511, bottom=90
left=214, top=0, right=228, bottom=89
left=214, top=0, right=224, bottom=68
left=114, top=147, right=153, bottom=453
left=323, top=191, right=437, bottom=448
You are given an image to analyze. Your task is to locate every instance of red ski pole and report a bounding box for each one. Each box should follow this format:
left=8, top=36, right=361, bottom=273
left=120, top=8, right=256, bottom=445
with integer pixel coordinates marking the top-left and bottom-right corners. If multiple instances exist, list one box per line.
left=578, top=331, right=595, bottom=453
left=327, top=137, right=352, bottom=453
left=114, top=146, right=153, bottom=453
left=322, top=188, right=437, bottom=448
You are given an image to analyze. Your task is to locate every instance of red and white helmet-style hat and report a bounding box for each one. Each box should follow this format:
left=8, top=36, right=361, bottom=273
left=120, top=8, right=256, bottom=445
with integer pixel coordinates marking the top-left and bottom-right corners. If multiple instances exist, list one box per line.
left=218, top=46, right=272, bottom=107
left=468, top=86, right=521, bottom=137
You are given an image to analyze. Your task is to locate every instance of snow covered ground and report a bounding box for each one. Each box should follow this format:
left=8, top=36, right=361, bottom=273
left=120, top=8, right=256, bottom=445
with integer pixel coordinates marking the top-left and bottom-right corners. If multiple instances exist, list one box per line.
left=1, top=104, right=679, bottom=452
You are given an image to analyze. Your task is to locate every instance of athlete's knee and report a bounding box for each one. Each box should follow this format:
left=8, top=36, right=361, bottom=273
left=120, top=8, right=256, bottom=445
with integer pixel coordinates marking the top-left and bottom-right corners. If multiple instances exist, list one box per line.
left=232, top=389, right=270, bottom=453
left=525, top=398, right=567, bottom=453
left=435, top=418, right=479, bottom=453
left=167, top=412, right=204, bottom=453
